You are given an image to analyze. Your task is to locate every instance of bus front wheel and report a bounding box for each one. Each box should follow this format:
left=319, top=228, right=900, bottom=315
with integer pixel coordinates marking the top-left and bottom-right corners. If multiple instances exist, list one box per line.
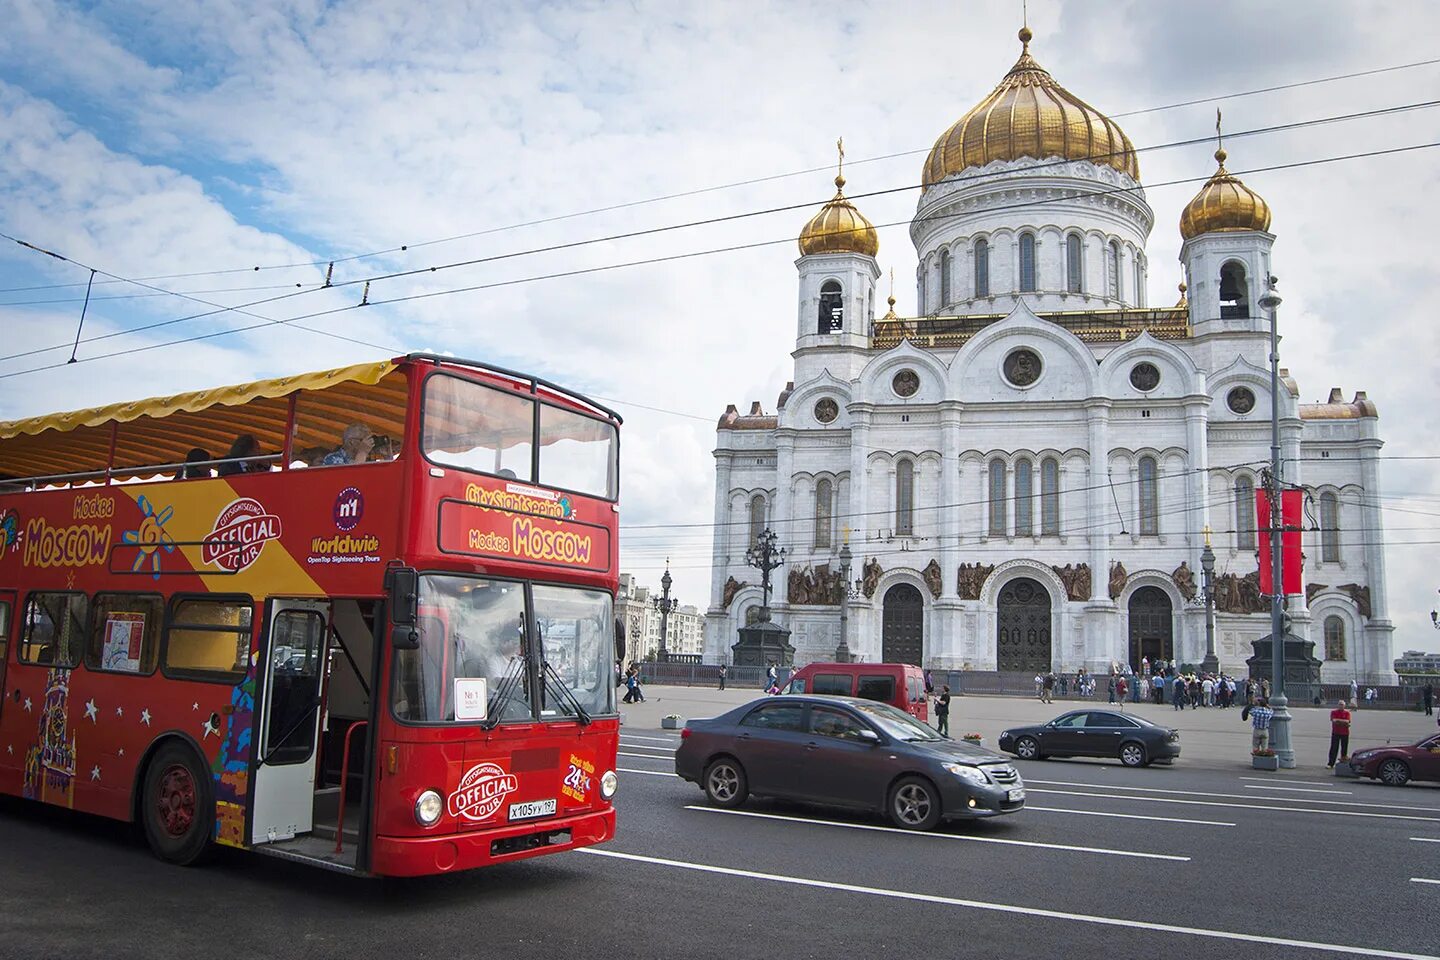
left=141, top=742, right=215, bottom=866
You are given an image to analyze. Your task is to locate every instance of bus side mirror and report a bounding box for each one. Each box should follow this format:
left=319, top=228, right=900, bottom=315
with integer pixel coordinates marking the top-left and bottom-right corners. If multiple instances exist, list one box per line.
left=386, top=566, right=420, bottom=650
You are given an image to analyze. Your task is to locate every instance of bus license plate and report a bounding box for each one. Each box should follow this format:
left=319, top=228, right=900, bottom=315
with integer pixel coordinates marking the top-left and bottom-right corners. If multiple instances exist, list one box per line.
left=508, top=799, right=557, bottom=821
left=1007, top=788, right=1025, bottom=803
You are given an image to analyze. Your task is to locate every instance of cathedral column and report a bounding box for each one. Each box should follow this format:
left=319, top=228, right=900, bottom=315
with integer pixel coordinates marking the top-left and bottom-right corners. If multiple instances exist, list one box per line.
left=935, top=403, right=963, bottom=667
left=849, top=406, right=873, bottom=542
left=774, top=429, right=796, bottom=557
left=1357, top=437, right=1394, bottom=680
left=1185, top=402, right=1209, bottom=565
left=711, top=451, right=734, bottom=610
left=1085, top=401, right=1112, bottom=597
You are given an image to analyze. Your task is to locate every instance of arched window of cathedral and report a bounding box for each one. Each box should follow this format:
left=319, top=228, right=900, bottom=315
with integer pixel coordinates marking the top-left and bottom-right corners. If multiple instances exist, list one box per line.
left=814, top=478, right=834, bottom=550
left=1324, top=616, right=1346, bottom=661
left=895, top=460, right=914, bottom=537
left=988, top=459, right=1007, bottom=536
left=1138, top=456, right=1158, bottom=536
left=749, top=494, right=767, bottom=546
left=975, top=238, right=991, bottom=297
left=1015, top=459, right=1034, bottom=536
left=1041, top=457, right=1060, bottom=535
left=1066, top=234, right=1084, bottom=293
left=939, top=248, right=951, bottom=307
left=1320, top=491, right=1340, bottom=563
left=1018, top=233, right=1036, bottom=292
left=1235, top=475, right=1256, bottom=550
left=1219, top=261, right=1250, bottom=319
left=1108, top=240, right=1121, bottom=299
left=818, top=280, right=844, bottom=333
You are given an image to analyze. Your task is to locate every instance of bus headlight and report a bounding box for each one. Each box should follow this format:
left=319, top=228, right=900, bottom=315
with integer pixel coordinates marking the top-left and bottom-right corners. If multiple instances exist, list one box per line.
left=600, top=770, right=618, bottom=799
left=415, top=789, right=444, bottom=826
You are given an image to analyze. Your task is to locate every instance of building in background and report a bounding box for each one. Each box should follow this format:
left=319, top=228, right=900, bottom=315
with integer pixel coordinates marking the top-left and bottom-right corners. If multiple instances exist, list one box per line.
left=619, top=573, right=705, bottom=662
left=706, top=27, right=1393, bottom=682
left=1394, top=649, right=1440, bottom=685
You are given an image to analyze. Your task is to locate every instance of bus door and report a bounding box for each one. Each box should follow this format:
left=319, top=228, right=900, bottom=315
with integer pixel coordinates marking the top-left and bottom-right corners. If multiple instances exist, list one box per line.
left=0, top=591, right=13, bottom=725
left=252, top=599, right=331, bottom=844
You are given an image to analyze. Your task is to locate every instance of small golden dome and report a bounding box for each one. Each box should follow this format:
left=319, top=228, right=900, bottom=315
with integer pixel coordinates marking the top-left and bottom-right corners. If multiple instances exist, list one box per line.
left=922, top=28, right=1139, bottom=188
left=1179, top=148, right=1272, bottom=240
left=798, top=173, right=880, bottom=258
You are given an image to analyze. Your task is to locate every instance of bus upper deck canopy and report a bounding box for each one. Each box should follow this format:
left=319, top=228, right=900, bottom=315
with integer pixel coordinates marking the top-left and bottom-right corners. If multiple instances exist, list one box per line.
left=0, top=354, right=621, bottom=486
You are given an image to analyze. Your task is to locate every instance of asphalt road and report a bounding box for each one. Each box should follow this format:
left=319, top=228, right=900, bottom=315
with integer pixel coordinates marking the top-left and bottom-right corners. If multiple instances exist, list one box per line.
left=2, top=693, right=1438, bottom=960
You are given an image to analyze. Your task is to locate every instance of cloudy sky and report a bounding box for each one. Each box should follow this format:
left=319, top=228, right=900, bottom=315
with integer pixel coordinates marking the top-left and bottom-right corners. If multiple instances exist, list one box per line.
left=1, top=0, right=1437, bottom=652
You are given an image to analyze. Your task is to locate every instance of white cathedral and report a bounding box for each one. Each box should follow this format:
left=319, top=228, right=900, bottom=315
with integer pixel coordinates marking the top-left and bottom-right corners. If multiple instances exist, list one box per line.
left=704, top=28, right=1395, bottom=683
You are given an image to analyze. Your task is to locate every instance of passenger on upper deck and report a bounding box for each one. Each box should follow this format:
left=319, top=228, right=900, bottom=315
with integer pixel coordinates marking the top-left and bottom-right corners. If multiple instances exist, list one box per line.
left=178, top=448, right=213, bottom=480
left=216, top=435, right=265, bottom=477
left=321, top=424, right=375, bottom=466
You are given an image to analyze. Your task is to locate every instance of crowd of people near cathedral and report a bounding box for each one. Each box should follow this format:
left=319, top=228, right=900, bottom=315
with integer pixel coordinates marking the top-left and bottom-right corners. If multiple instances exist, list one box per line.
left=1034, top=659, right=1267, bottom=710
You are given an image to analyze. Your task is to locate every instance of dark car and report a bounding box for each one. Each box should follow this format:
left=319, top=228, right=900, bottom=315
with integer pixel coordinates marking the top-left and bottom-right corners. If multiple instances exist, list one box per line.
left=997, top=710, right=1180, bottom=767
left=675, top=695, right=1024, bottom=831
left=1348, top=732, right=1440, bottom=786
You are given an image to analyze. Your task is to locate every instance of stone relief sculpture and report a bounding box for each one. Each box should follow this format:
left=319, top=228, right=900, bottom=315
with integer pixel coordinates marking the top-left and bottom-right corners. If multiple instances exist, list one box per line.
left=1051, top=563, right=1091, bottom=602
left=1170, top=561, right=1197, bottom=601
left=1339, top=583, right=1373, bottom=619
left=722, top=576, right=747, bottom=609
left=1108, top=561, right=1128, bottom=600
left=861, top=558, right=883, bottom=598
left=787, top=567, right=810, bottom=605
left=956, top=562, right=995, bottom=601
left=1305, top=582, right=1328, bottom=604
left=787, top=565, right=844, bottom=605
left=922, top=559, right=943, bottom=599
left=1214, top=571, right=1268, bottom=614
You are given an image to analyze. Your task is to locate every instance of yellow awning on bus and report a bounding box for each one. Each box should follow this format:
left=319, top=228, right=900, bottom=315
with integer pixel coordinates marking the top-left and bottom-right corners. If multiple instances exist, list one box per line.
left=0, top=359, right=397, bottom=440
left=0, top=359, right=406, bottom=483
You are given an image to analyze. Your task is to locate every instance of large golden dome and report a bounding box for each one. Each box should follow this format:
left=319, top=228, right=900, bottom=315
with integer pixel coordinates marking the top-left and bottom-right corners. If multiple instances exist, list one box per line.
left=922, top=27, right=1140, bottom=188
left=798, top=174, right=880, bottom=257
left=1179, top=148, right=1272, bottom=240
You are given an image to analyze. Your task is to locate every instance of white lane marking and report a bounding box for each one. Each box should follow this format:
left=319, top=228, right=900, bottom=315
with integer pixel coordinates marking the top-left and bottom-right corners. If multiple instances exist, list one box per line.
left=618, top=767, right=679, bottom=778
left=619, top=751, right=676, bottom=760
left=622, top=735, right=680, bottom=744
left=1024, top=778, right=1440, bottom=813
left=1412, top=837, right=1440, bottom=843
left=1238, top=777, right=1340, bottom=787
left=1026, top=806, right=1235, bottom=827
left=682, top=805, right=1188, bottom=862
left=1245, top=784, right=1353, bottom=796
left=618, top=744, right=674, bottom=754
left=1410, top=878, right=1440, bottom=886
left=1028, top=788, right=1440, bottom=824
left=579, top=848, right=1440, bottom=960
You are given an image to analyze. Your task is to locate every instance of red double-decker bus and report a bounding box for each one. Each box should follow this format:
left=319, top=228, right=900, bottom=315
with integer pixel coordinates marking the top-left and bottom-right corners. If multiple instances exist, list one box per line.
left=0, top=354, right=622, bottom=876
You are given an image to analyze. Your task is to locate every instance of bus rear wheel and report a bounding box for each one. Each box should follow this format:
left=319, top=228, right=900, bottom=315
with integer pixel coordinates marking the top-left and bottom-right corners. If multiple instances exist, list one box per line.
left=141, top=743, right=215, bottom=866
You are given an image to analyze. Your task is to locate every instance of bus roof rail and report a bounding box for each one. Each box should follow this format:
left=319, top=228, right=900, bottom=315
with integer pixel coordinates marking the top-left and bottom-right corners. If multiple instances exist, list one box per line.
left=403, top=353, right=623, bottom=425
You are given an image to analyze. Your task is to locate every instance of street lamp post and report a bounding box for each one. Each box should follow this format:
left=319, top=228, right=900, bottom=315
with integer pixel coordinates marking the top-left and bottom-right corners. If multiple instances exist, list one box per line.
left=1200, top=526, right=1218, bottom=675
left=653, top=561, right=677, bottom=663
left=1259, top=277, right=1295, bottom=768
left=835, top=540, right=854, bottom=663
left=745, top=528, right=786, bottom=623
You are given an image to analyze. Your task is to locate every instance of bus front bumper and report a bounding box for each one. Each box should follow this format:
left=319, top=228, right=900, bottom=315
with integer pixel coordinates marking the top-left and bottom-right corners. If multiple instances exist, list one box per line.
left=370, top=807, right=616, bottom=878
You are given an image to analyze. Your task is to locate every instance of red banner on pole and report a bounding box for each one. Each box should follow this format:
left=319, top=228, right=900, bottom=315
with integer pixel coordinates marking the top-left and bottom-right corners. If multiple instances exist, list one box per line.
left=1257, top=488, right=1304, bottom=595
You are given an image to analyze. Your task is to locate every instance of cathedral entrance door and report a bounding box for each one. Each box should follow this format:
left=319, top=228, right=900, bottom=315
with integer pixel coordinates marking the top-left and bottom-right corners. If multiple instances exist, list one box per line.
left=996, top=577, right=1051, bottom=673
left=881, top=584, right=924, bottom=666
left=1128, top=586, right=1174, bottom=667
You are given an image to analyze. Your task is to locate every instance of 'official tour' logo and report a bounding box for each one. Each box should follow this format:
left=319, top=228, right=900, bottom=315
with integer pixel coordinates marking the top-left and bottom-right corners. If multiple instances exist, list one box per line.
left=202, top=498, right=282, bottom=572
left=447, top=762, right=518, bottom=822
left=333, top=487, right=364, bottom=531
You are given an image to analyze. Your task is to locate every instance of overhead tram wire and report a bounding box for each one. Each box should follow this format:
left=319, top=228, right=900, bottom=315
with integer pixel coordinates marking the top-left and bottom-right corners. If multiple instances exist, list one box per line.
left=5, top=54, right=1438, bottom=296
left=4, top=136, right=1439, bottom=382
left=3, top=99, right=1438, bottom=367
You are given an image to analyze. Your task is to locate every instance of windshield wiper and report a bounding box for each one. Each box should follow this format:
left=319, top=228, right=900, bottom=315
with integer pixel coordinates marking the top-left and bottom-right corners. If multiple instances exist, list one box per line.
left=541, top=659, right=593, bottom=726
left=480, top=657, right=527, bottom=730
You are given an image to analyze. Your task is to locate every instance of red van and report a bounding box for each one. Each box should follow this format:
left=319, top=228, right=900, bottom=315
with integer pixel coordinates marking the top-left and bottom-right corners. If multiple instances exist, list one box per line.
left=784, top=662, right=929, bottom=723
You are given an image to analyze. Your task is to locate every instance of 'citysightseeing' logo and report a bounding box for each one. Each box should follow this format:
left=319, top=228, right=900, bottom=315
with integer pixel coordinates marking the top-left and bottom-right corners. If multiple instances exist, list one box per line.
left=464, top=482, right=571, bottom=519
left=447, top=762, right=518, bottom=822
left=202, top=498, right=282, bottom=572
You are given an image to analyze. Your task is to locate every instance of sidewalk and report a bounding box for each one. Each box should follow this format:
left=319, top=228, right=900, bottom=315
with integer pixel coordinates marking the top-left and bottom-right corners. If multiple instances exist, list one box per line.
left=620, top=684, right=1437, bottom=773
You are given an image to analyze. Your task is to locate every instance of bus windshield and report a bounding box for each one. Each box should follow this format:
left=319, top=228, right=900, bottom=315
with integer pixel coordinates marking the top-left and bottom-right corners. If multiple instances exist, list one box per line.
left=391, top=574, right=615, bottom=724
left=422, top=373, right=617, bottom=499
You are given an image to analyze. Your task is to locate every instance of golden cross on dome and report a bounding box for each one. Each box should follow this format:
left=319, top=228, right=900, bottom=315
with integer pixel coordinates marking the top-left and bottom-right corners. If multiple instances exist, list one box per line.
left=836, top=137, right=845, bottom=178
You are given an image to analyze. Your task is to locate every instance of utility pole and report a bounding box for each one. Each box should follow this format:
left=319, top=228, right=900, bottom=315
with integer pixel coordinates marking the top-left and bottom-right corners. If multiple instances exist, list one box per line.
left=836, top=536, right=854, bottom=663
left=1259, top=276, right=1294, bottom=768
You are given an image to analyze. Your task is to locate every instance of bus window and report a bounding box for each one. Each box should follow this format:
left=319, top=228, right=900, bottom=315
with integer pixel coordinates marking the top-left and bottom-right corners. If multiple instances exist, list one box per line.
left=20, top=593, right=88, bottom=667
left=392, top=575, right=531, bottom=723
left=532, top=583, right=616, bottom=717
left=293, top=368, right=409, bottom=468
left=539, top=404, right=617, bottom=500
left=85, top=593, right=163, bottom=675
left=421, top=374, right=534, bottom=480
left=165, top=598, right=253, bottom=683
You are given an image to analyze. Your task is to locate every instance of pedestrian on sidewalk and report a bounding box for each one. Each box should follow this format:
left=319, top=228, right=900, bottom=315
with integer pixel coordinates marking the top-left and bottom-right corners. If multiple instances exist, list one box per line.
left=718, top=663, right=727, bottom=691
left=924, top=669, right=935, bottom=698
left=1349, top=678, right=1358, bottom=705
left=1365, top=686, right=1377, bottom=707
left=1107, top=674, right=1117, bottom=703
left=1250, top=697, right=1275, bottom=753
left=1152, top=672, right=1164, bottom=704
left=1423, top=682, right=1434, bottom=717
left=935, top=685, right=951, bottom=737
left=1041, top=671, right=1055, bottom=704
left=1327, top=699, right=1352, bottom=767
left=765, top=662, right=777, bottom=692
left=1116, top=675, right=1128, bottom=710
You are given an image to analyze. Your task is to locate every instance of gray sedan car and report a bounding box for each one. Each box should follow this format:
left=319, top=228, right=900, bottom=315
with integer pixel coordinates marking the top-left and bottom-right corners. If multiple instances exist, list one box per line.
left=675, top=695, right=1024, bottom=830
